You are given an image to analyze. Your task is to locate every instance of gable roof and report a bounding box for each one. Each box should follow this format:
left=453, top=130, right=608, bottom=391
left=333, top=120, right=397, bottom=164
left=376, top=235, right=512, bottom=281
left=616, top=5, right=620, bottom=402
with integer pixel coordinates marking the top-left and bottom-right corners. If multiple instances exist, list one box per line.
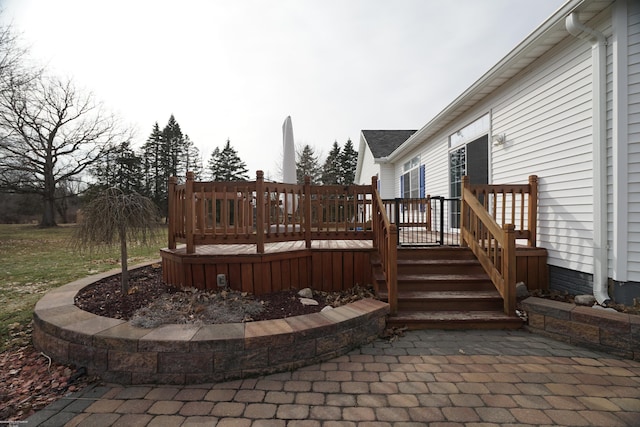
left=361, top=130, right=416, bottom=159
left=387, top=0, right=614, bottom=160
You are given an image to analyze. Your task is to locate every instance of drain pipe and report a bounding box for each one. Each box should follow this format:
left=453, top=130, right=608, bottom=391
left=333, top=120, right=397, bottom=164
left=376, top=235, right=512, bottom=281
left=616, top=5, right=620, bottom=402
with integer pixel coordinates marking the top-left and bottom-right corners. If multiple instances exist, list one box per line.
left=565, top=12, right=611, bottom=306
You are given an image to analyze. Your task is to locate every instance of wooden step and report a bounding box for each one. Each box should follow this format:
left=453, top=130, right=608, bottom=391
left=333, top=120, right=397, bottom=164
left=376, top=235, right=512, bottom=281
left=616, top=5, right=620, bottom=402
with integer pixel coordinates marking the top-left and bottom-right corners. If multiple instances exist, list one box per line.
left=371, top=245, right=522, bottom=330
left=397, top=274, right=495, bottom=291
left=397, top=247, right=477, bottom=261
left=386, top=310, right=523, bottom=330
left=379, top=290, right=503, bottom=311
left=397, top=258, right=485, bottom=275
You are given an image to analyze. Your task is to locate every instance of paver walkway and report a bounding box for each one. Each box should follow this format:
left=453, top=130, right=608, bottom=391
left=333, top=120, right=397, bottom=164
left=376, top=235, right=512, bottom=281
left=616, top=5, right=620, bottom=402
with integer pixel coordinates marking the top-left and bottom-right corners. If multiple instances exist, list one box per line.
left=27, top=329, right=640, bottom=426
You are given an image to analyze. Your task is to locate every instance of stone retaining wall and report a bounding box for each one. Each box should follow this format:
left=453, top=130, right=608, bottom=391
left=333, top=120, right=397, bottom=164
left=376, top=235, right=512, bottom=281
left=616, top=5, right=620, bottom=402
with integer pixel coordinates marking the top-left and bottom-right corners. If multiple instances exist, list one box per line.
left=521, top=296, right=640, bottom=360
left=32, top=264, right=390, bottom=385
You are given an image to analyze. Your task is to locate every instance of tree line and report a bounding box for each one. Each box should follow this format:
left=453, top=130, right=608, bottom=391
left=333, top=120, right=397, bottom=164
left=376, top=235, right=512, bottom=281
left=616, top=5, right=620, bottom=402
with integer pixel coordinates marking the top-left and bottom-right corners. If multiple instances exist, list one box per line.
left=0, top=19, right=358, bottom=226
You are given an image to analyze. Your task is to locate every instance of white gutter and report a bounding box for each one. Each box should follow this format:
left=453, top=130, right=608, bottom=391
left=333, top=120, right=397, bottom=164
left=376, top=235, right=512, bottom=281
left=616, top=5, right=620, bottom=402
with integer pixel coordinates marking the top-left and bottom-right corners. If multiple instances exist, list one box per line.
left=565, top=12, right=611, bottom=306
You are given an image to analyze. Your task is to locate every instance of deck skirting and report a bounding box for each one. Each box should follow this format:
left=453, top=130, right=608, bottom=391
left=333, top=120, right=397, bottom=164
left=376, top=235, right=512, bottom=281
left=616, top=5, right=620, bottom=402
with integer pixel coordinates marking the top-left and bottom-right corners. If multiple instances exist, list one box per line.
left=161, top=242, right=375, bottom=294
left=515, top=247, right=548, bottom=291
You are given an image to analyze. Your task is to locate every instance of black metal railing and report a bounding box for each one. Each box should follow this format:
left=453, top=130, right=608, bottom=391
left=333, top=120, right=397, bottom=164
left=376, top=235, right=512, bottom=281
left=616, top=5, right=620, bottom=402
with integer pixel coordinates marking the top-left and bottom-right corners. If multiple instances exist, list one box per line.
left=383, top=197, right=461, bottom=246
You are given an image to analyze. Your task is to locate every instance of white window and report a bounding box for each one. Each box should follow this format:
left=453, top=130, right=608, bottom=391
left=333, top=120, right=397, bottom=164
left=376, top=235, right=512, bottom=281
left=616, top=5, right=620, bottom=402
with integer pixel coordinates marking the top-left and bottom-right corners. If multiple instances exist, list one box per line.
left=401, top=157, right=420, bottom=198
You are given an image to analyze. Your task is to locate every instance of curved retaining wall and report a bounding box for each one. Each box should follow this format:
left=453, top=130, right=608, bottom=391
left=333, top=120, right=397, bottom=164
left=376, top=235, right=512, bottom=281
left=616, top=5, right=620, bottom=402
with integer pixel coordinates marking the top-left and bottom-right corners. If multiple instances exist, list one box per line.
left=33, top=264, right=390, bottom=385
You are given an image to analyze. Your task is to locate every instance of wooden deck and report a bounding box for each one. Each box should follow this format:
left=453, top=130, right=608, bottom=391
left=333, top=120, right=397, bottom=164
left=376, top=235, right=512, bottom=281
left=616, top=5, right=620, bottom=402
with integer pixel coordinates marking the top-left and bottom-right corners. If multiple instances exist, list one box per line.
left=167, top=239, right=373, bottom=256
left=161, top=240, right=375, bottom=295
left=164, top=173, right=546, bottom=324
left=161, top=239, right=547, bottom=296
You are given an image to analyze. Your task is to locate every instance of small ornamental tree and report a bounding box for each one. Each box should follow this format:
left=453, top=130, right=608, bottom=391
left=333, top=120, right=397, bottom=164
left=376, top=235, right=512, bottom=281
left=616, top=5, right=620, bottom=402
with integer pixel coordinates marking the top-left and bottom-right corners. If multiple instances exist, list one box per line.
left=74, top=188, right=160, bottom=293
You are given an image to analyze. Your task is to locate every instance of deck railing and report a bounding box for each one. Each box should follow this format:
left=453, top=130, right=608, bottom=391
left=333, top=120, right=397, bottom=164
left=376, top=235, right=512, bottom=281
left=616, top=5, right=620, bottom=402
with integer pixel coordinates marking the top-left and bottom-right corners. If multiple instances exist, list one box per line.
left=168, top=171, right=375, bottom=254
left=372, top=177, right=398, bottom=314
left=168, top=171, right=537, bottom=316
left=460, top=175, right=538, bottom=315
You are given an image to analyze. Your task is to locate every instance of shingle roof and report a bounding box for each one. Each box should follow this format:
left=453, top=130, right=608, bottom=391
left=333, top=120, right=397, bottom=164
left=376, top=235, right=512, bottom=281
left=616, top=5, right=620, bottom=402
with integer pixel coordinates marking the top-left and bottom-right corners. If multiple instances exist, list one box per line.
left=361, top=130, right=416, bottom=159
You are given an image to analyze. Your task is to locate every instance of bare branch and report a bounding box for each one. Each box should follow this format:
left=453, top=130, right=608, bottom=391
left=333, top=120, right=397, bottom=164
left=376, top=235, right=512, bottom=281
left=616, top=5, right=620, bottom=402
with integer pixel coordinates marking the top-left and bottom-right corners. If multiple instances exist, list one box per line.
left=0, top=72, right=131, bottom=226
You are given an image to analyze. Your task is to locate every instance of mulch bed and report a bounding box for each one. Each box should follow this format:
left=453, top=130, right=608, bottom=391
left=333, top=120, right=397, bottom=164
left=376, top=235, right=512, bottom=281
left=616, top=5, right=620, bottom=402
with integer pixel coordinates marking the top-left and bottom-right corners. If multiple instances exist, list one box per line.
left=73, top=263, right=363, bottom=322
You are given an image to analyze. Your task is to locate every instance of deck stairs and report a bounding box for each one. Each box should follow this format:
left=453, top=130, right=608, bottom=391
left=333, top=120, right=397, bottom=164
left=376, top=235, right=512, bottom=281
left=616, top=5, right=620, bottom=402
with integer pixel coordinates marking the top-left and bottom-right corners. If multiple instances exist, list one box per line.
left=373, top=247, right=523, bottom=330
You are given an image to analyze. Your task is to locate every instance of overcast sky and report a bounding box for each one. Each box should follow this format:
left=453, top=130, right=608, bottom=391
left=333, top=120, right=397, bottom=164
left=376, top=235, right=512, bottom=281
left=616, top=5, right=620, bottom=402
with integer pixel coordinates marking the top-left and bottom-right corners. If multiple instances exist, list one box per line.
left=1, top=0, right=566, bottom=180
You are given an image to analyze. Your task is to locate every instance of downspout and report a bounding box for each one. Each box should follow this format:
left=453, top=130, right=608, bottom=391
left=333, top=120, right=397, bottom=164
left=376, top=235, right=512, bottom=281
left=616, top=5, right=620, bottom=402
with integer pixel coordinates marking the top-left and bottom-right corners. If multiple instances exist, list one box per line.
left=565, top=12, right=611, bottom=306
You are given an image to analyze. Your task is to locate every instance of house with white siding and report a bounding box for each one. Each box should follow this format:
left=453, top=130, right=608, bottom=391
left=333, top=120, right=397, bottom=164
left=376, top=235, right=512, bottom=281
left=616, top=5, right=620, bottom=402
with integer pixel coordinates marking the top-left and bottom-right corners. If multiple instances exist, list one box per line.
left=355, top=130, right=415, bottom=199
left=356, top=0, right=640, bottom=305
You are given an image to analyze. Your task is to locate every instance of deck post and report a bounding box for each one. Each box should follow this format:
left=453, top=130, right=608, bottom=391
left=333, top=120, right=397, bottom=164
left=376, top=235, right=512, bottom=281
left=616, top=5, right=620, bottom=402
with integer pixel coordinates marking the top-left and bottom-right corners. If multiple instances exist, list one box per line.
left=168, top=176, right=177, bottom=250
left=460, top=176, right=469, bottom=247
left=256, top=170, right=265, bottom=254
left=426, top=194, right=432, bottom=231
left=371, top=176, right=379, bottom=248
left=503, top=223, right=516, bottom=316
left=185, top=171, right=195, bottom=254
left=388, top=224, right=398, bottom=315
left=304, top=175, right=312, bottom=249
left=528, top=175, right=538, bottom=247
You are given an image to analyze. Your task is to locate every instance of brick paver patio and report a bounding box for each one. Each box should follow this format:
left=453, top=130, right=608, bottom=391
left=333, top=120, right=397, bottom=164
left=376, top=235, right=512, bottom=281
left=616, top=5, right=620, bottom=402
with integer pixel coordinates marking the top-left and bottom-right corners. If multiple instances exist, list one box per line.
left=28, top=329, right=640, bottom=426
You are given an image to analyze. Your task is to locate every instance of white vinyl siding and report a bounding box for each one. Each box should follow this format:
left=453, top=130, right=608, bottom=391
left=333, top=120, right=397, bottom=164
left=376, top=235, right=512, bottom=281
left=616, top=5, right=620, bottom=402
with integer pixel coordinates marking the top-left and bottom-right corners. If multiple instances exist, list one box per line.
left=491, top=36, right=595, bottom=274
left=393, top=137, right=449, bottom=200
left=367, top=2, right=640, bottom=289
left=379, top=163, right=395, bottom=199
left=357, top=143, right=378, bottom=186
left=627, top=0, right=640, bottom=280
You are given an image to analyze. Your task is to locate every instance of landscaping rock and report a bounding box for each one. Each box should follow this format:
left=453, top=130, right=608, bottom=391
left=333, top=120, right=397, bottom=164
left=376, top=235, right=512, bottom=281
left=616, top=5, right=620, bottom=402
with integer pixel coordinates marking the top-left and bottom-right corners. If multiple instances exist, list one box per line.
left=574, top=294, right=596, bottom=306
left=299, top=298, right=319, bottom=306
left=515, top=282, right=529, bottom=298
left=321, top=306, right=333, bottom=312
left=297, top=288, right=313, bottom=299
left=592, top=304, right=618, bottom=312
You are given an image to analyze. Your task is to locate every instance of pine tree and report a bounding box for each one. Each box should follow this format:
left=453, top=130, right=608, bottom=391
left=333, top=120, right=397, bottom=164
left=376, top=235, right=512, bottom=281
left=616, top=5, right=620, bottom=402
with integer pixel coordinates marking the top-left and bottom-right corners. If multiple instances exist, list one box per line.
left=207, top=147, right=221, bottom=180
left=340, top=138, right=357, bottom=185
left=184, top=134, right=203, bottom=179
left=207, top=139, right=249, bottom=181
left=296, top=144, right=321, bottom=184
left=321, top=141, right=341, bottom=185
left=87, top=141, right=143, bottom=199
left=141, top=122, right=164, bottom=206
left=162, top=114, right=185, bottom=178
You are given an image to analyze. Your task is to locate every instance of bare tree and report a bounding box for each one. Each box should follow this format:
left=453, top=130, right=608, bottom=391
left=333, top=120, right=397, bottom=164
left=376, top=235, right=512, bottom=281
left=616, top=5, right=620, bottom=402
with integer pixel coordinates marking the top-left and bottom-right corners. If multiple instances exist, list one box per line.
left=73, top=188, right=160, bottom=293
left=0, top=21, right=30, bottom=89
left=0, top=75, right=129, bottom=226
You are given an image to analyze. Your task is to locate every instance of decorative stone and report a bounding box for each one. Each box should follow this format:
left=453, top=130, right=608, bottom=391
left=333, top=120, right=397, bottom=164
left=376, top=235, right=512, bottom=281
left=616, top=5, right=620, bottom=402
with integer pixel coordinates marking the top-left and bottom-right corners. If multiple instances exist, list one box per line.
left=574, top=294, right=596, bottom=306
left=321, top=306, right=333, bottom=312
left=297, top=288, right=313, bottom=298
left=592, top=304, right=618, bottom=313
left=515, top=282, right=529, bottom=298
left=299, top=298, right=319, bottom=306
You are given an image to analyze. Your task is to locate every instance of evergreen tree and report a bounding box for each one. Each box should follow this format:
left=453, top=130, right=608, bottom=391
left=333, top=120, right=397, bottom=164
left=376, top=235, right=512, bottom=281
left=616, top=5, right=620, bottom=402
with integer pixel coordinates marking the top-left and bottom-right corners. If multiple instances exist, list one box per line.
left=161, top=114, right=185, bottom=178
left=207, top=139, right=249, bottom=181
left=141, top=122, right=164, bottom=205
left=91, top=141, right=143, bottom=194
left=340, top=138, right=357, bottom=185
left=207, top=147, right=221, bottom=180
left=296, top=144, right=321, bottom=184
left=114, top=141, right=144, bottom=193
left=184, top=134, right=203, bottom=179
left=321, top=141, right=341, bottom=185
left=138, top=115, right=188, bottom=216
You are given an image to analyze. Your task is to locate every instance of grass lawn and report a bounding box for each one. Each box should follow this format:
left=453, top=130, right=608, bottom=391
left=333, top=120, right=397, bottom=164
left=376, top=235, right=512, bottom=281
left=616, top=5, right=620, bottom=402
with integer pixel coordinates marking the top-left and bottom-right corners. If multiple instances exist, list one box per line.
left=0, top=223, right=166, bottom=351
